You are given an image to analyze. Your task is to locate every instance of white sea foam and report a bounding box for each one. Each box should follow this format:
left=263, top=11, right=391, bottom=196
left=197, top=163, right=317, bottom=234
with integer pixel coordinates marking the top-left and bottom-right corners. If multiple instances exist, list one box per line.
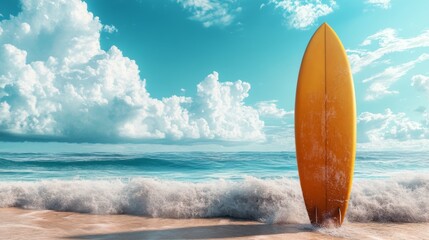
left=0, top=175, right=428, bottom=223
left=348, top=175, right=429, bottom=222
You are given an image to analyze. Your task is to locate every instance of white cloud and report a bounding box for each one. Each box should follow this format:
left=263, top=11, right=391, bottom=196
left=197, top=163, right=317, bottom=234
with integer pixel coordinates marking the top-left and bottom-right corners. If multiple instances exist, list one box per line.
left=118, top=72, right=265, bottom=141
left=348, top=28, right=429, bottom=73
left=358, top=109, right=428, bottom=143
left=411, top=74, right=429, bottom=93
left=362, top=54, right=429, bottom=100
left=176, top=0, right=241, bottom=28
left=255, top=100, right=290, bottom=118
left=365, top=0, right=391, bottom=9
left=103, top=24, right=118, bottom=34
left=269, top=0, right=336, bottom=29
left=0, top=0, right=266, bottom=143
left=21, top=22, right=31, bottom=34
left=0, top=0, right=102, bottom=65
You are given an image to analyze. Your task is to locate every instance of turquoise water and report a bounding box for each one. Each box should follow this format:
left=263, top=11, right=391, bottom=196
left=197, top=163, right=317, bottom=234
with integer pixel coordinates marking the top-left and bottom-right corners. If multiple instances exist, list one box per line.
left=0, top=151, right=428, bottom=223
left=1, top=152, right=428, bottom=181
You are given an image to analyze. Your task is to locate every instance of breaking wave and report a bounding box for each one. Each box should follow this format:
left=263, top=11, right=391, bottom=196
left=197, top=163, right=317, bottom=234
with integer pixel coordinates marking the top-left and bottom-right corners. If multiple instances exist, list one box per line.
left=0, top=175, right=428, bottom=223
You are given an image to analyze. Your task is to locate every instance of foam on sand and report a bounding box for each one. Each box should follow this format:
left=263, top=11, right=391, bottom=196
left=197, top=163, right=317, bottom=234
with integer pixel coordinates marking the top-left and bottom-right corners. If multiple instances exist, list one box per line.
left=1, top=208, right=428, bottom=240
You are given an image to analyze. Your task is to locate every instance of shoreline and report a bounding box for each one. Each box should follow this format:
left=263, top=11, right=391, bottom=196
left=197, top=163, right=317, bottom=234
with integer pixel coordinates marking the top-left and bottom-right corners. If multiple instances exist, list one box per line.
left=1, top=208, right=428, bottom=240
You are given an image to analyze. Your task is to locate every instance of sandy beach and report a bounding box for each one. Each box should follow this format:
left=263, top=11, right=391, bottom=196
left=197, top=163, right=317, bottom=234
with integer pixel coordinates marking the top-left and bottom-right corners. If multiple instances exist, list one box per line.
left=0, top=208, right=427, bottom=240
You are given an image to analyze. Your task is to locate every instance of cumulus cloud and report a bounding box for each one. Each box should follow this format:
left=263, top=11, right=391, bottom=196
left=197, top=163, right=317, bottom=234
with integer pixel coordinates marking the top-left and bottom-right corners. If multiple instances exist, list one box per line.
left=358, top=109, right=428, bottom=143
left=176, top=0, right=241, bottom=28
left=118, top=72, right=265, bottom=141
left=362, top=54, right=429, bottom=100
left=0, top=0, right=266, bottom=143
left=348, top=28, right=429, bottom=73
left=411, top=74, right=429, bottom=93
left=269, top=0, right=336, bottom=29
left=255, top=100, right=290, bottom=118
left=365, top=0, right=391, bottom=9
left=102, top=24, right=118, bottom=34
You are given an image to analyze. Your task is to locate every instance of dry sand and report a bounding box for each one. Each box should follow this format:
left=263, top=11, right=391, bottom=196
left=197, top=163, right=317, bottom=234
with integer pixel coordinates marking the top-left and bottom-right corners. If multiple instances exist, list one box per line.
left=0, top=208, right=427, bottom=240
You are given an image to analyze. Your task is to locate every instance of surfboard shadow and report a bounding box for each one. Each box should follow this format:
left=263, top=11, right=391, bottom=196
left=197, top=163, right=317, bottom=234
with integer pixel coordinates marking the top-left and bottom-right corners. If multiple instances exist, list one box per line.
left=67, top=223, right=313, bottom=239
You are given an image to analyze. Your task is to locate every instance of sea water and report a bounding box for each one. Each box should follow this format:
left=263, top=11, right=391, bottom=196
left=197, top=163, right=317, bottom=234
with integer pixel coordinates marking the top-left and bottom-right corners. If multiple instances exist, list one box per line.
left=0, top=151, right=428, bottom=223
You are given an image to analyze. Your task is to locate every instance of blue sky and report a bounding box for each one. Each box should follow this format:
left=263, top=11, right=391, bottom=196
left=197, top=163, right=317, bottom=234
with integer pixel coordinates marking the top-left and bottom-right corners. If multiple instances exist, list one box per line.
left=1, top=0, right=429, bottom=151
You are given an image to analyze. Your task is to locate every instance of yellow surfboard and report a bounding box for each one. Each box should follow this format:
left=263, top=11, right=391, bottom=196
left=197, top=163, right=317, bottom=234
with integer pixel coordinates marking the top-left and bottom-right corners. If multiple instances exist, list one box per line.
left=295, top=23, right=356, bottom=227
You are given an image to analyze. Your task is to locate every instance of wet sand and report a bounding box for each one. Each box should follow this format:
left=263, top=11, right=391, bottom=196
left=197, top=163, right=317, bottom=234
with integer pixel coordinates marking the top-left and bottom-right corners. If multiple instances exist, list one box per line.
left=0, top=208, right=427, bottom=240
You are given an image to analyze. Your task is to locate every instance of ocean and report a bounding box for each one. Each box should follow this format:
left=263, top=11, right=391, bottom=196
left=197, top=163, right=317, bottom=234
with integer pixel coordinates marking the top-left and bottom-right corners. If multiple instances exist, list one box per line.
left=0, top=151, right=428, bottom=226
